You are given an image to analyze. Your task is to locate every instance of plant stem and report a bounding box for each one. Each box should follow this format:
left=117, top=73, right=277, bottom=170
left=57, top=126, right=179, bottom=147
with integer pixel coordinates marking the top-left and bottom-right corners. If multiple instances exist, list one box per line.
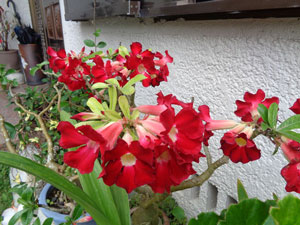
left=0, top=114, right=17, bottom=154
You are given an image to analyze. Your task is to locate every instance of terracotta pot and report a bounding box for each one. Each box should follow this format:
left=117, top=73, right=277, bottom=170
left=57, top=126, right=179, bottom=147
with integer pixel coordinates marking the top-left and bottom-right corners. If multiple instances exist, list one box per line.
left=0, top=49, right=21, bottom=70
left=18, top=44, right=46, bottom=86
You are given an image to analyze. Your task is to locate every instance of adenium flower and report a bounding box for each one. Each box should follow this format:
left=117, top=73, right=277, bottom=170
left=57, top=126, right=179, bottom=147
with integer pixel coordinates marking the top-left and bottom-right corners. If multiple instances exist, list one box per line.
left=281, top=161, right=300, bottom=193
left=160, top=107, right=204, bottom=160
left=220, top=132, right=261, bottom=163
left=47, top=47, right=68, bottom=73
left=280, top=137, right=300, bottom=162
left=290, top=98, right=300, bottom=114
left=234, top=89, right=279, bottom=122
left=150, top=145, right=196, bottom=193
left=58, top=121, right=107, bottom=174
left=99, top=139, right=154, bottom=193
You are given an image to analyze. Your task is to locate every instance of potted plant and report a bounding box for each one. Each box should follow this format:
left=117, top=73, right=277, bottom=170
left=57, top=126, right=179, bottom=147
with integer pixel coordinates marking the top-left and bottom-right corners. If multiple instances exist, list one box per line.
left=0, top=6, right=20, bottom=71
left=1, top=29, right=300, bottom=225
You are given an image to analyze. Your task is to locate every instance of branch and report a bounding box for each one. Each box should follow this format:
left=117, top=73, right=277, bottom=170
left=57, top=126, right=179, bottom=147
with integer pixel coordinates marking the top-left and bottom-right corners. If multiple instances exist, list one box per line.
left=83, top=75, right=102, bottom=100
left=54, top=83, right=64, bottom=113
left=0, top=114, right=17, bottom=154
left=171, top=155, right=229, bottom=192
left=203, top=145, right=212, bottom=167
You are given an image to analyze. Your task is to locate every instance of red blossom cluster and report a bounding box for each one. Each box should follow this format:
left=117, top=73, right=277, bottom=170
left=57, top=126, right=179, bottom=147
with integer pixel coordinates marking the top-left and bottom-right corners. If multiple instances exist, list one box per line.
left=47, top=42, right=173, bottom=91
left=280, top=99, right=300, bottom=193
left=58, top=92, right=204, bottom=193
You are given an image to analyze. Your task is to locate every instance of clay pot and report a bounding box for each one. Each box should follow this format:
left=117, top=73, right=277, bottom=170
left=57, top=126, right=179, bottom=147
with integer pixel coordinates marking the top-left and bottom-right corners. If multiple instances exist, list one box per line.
left=0, top=50, right=21, bottom=70
left=18, top=44, right=46, bottom=86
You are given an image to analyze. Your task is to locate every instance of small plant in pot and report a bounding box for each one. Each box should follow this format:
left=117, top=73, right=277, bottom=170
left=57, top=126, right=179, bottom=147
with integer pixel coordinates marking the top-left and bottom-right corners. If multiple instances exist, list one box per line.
left=0, top=6, right=20, bottom=71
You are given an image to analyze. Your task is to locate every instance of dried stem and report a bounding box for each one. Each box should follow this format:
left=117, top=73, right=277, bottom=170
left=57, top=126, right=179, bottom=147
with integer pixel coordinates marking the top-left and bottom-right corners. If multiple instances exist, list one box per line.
left=0, top=114, right=17, bottom=154
left=53, top=83, right=64, bottom=113
left=83, top=75, right=101, bottom=99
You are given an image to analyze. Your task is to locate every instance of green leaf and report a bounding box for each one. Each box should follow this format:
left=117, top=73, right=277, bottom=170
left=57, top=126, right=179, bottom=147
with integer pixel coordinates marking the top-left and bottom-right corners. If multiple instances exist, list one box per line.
left=30, top=67, right=39, bottom=76
left=75, top=121, right=106, bottom=130
left=72, top=205, right=83, bottom=221
left=87, top=97, right=105, bottom=114
left=118, top=46, right=129, bottom=58
left=270, top=195, right=300, bottom=225
left=105, top=78, right=121, bottom=89
left=121, top=74, right=147, bottom=96
left=21, top=209, right=33, bottom=225
left=261, top=122, right=270, bottom=131
left=272, top=146, right=279, bottom=155
left=6, top=68, right=16, bottom=75
left=108, top=86, right=117, bottom=111
left=33, top=218, right=41, bottom=225
left=257, top=104, right=269, bottom=123
left=4, top=122, right=16, bottom=139
left=97, top=41, right=107, bottom=48
left=188, top=212, right=220, bottom=225
left=237, top=179, right=248, bottom=202
left=131, top=109, right=140, bottom=120
left=118, top=96, right=130, bottom=118
left=105, top=110, right=122, bottom=121
left=83, top=51, right=103, bottom=61
left=219, top=199, right=270, bottom=225
left=278, top=114, right=300, bottom=132
left=262, top=216, right=276, bottom=225
left=84, top=39, right=96, bottom=47
left=8, top=209, right=28, bottom=225
left=277, top=130, right=300, bottom=143
left=92, top=82, right=109, bottom=89
left=109, top=185, right=131, bottom=225
left=21, top=187, right=33, bottom=202
left=78, top=160, right=122, bottom=225
left=42, top=218, right=53, bottom=225
left=0, top=152, right=112, bottom=225
left=60, top=110, right=76, bottom=125
left=172, top=206, right=186, bottom=220
left=36, top=61, right=49, bottom=68
left=268, top=103, right=278, bottom=128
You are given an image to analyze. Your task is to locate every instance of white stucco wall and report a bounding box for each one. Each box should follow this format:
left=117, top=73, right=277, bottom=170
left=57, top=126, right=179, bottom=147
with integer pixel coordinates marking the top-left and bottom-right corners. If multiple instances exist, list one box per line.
left=0, top=0, right=32, bottom=50
left=64, top=1, right=300, bottom=218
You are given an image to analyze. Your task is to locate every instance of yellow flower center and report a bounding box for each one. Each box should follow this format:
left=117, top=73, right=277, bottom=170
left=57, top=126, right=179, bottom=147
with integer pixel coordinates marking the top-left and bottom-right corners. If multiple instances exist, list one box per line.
left=121, top=153, right=136, bottom=166
left=235, top=137, right=247, bottom=147
left=168, top=126, right=177, bottom=143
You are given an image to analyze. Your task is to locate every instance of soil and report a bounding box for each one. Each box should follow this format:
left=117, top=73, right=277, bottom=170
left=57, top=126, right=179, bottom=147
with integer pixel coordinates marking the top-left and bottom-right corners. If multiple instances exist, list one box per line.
left=46, top=186, right=73, bottom=214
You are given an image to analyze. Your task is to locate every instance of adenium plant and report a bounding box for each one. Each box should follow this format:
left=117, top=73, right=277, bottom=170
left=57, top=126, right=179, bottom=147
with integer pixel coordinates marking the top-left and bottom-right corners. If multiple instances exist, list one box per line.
left=1, top=30, right=300, bottom=225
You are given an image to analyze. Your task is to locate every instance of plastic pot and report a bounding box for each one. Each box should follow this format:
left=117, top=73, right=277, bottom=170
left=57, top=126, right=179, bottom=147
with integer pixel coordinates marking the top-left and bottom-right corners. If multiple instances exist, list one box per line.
left=38, top=184, right=96, bottom=225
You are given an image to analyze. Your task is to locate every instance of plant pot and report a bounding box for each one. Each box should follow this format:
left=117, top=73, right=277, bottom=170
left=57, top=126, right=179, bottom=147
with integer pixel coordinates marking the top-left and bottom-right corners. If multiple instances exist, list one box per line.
left=38, top=184, right=96, bottom=225
left=0, top=50, right=21, bottom=70
left=18, top=44, right=46, bottom=86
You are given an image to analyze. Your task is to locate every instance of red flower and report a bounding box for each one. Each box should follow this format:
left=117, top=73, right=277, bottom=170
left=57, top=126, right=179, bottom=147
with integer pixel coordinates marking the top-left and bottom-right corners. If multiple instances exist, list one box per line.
left=281, top=161, right=300, bottom=193
left=234, top=89, right=279, bottom=122
left=150, top=145, right=196, bottom=193
left=280, top=138, right=300, bottom=162
left=58, top=57, right=90, bottom=91
left=220, top=132, right=261, bottom=163
left=160, top=107, right=204, bottom=161
left=157, top=91, right=193, bottom=111
left=290, top=99, right=300, bottom=114
left=99, top=139, right=154, bottom=193
left=58, top=122, right=107, bottom=174
left=47, top=47, right=67, bottom=73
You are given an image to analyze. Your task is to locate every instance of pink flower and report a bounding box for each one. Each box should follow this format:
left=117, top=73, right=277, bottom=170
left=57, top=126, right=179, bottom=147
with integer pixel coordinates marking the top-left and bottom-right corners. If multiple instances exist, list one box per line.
left=281, top=161, right=300, bottom=193
left=58, top=122, right=107, bottom=174
left=234, top=89, right=279, bottom=122
left=97, top=122, right=123, bottom=150
left=220, top=132, right=261, bottom=163
left=290, top=98, right=300, bottom=114
left=99, top=139, right=154, bottom=193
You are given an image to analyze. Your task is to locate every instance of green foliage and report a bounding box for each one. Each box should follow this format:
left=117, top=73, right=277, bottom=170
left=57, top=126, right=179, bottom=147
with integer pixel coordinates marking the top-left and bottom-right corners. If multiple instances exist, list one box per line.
left=158, top=196, right=187, bottom=225
left=268, top=103, right=278, bottom=129
left=84, top=39, right=96, bottom=47
left=188, top=212, right=220, bottom=225
left=0, top=64, right=18, bottom=90
left=270, top=195, right=300, bottom=225
left=0, top=164, right=13, bottom=214
left=237, top=179, right=248, bottom=202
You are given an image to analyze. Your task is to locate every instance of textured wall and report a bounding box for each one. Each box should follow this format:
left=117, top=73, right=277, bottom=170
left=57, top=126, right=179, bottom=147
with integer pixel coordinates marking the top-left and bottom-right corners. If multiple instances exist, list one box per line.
left=60, top=1, right=300, bottom=218
left=1, top=0, right=32, bottom=50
